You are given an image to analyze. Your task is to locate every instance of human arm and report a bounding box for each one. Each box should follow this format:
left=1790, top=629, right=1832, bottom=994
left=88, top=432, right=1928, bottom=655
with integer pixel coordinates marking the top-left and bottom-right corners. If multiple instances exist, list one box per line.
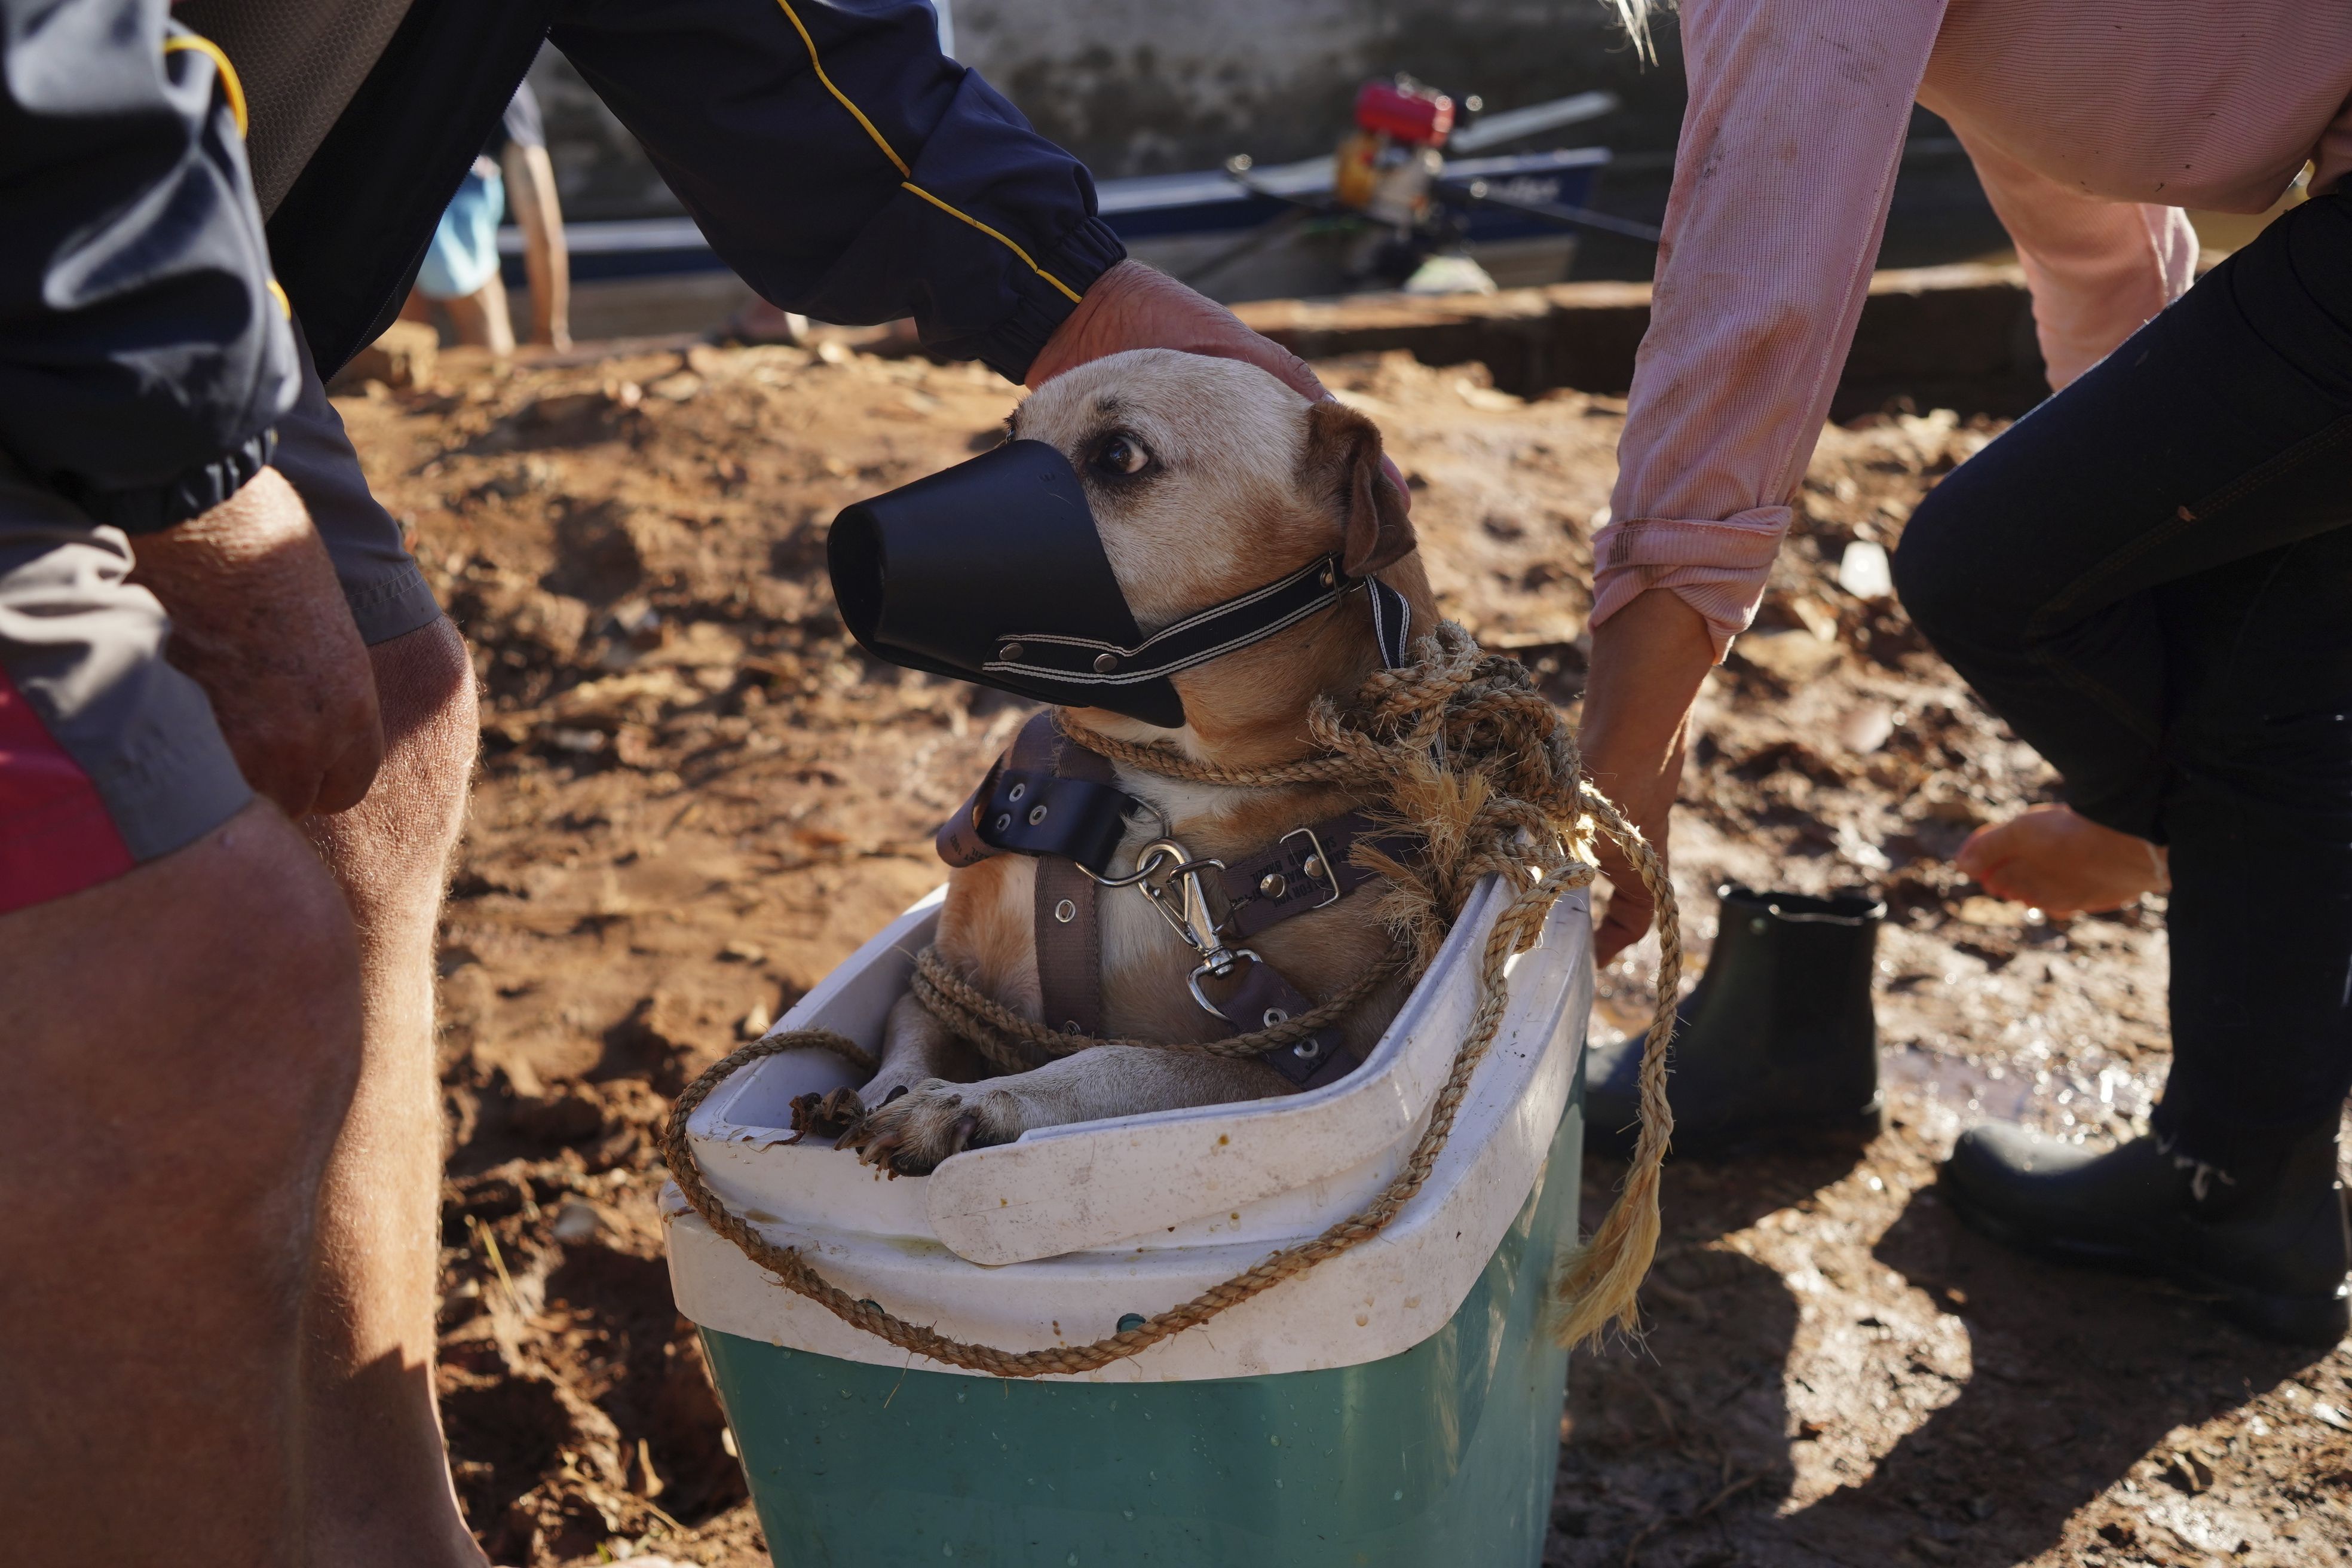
left=1594, top=0, right=1944, bottom=656
left=1579, top=0, right=1941, bottom=953
left=0, top=2, right=299, bottom=531
left=0, top=2, right=376, bottom=814
left=550, top=0, right=1123, bottom=381
left=501, top=140, right=573, bottom=350
left=552, top=1, right=1331, bottom=418
left=1954, top=130, right=2196, bottom=389
left=1581, top=590, right=1716, bottom=964
left=128, top=469, right=383, bottom=819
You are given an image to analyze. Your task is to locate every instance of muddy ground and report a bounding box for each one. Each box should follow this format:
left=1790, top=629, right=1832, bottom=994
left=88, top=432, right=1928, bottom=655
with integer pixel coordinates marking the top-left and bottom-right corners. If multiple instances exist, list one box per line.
left=328, top=333, right=2352, bottom=1567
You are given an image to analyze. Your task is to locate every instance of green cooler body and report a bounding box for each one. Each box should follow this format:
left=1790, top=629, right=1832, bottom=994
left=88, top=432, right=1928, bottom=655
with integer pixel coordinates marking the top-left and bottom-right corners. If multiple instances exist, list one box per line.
left=665, top=880, right=1593, bottom=1568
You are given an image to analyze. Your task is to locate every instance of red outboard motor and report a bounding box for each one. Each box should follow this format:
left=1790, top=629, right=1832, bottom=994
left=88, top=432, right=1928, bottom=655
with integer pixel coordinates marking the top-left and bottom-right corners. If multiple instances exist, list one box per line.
left=1333, top=76, right=1472, bottom=225
left=1352, top=78, right=1456, bottom=148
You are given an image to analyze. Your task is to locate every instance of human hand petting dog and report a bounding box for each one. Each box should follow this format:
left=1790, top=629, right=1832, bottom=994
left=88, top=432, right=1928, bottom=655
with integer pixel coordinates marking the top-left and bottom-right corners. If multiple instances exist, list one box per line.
left=1029, top=259, right=1324, bottom=399
left=129, top=468, right=384, bottom=819
left=1030, top=260, right=1411, bottom=506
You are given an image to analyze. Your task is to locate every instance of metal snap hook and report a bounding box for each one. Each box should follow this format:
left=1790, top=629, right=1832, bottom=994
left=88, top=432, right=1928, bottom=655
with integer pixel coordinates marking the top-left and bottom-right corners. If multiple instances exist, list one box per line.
left=1185, top=950, right=1261, bottom=1019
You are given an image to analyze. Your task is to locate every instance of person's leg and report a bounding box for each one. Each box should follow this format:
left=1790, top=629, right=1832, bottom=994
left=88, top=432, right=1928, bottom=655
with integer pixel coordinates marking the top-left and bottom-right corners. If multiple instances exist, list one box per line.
left=415, top=165, right=512, bottom=354
left=1896, top=191, right=2352, bottom=844
left=294, top=618, right=482, bottom=1564
left=0, top=474, right=366, bottom=1561
left=444, top=274, right=517, bottom=354
left=272, top=335, right=488, bottom=1563
left=0, top=804, right=363, bottom=1566
left=1898, top=194, right=2352, bottom=1340
left=2151, top=523, right=2352, bottom=1160
left=501, top=139, right=571, bottom=349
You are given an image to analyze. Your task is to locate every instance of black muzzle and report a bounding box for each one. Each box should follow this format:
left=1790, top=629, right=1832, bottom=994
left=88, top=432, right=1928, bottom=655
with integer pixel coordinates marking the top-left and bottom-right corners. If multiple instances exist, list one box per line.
left=828, top=439, right=1407, bottom=727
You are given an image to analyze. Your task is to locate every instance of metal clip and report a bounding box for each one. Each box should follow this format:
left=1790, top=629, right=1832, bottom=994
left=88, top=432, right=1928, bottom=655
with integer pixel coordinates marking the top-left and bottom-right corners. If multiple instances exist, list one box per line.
left=1186, top=949, right=1261, bottom=1021
left=1080, top=839, right=1181, bottom=890
left=1081, top=829, right=1241, bottom=1017
left=1137, top=839, right=1229, bottom=956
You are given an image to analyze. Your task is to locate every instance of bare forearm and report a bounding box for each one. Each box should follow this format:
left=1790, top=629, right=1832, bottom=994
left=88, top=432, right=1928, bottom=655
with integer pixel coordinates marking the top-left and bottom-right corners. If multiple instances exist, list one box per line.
left=1581, top=590, right=1715, bottom=812
left=1579, top=588, right=1716, bottom=959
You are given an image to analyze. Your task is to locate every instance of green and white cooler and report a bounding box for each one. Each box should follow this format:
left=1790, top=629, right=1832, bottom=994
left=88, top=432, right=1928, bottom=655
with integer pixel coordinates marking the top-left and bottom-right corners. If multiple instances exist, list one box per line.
left=662, top=875, right=1593, bottom=1566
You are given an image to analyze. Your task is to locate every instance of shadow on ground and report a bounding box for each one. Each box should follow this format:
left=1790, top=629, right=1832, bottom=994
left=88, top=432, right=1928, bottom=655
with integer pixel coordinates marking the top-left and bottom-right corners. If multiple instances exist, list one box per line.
left=1552, top=1108, right=2345, bottom=1568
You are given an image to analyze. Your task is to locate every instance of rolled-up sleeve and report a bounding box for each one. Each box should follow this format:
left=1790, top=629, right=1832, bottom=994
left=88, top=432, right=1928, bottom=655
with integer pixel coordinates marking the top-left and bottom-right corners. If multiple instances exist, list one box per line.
left=1595, top=0, right=1944, bottom=657
left=552, top=0, right=1126, bottom=382
left=0, top=1, right=298, bottom=533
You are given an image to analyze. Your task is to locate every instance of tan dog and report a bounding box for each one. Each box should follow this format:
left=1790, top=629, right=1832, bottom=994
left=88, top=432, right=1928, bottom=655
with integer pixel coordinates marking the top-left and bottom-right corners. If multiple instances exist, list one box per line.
left=842, top=350, right=1435, bottom=1173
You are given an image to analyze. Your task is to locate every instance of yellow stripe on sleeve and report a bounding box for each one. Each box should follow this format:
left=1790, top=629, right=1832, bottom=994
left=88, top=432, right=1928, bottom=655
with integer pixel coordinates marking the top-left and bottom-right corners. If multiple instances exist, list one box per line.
left=771, top=0, right=910, bottom=178
left=161, top=33, right=247, bottom=137
left=903, top=183, right=1084, bottom=305
left=767, top=0, right=1086, bottom=307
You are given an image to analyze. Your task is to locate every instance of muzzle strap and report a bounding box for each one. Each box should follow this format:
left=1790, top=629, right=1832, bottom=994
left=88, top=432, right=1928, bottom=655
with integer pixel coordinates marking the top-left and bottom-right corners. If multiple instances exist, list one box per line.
left=1367, top=574, right=1411, bottom=670
left=981, top=553, right=1357, bottom=698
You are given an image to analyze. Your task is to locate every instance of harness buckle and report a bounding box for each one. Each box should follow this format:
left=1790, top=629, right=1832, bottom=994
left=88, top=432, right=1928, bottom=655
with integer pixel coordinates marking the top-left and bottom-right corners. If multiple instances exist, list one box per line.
left=1279, top=826, right=1344, bottom=911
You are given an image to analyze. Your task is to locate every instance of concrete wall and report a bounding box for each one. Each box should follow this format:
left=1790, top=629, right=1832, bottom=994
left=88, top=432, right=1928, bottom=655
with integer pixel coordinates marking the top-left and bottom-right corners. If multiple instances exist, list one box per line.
left=950, top=0, right=1683, bottom=178
left=528, top=2, right=1688, bottom=216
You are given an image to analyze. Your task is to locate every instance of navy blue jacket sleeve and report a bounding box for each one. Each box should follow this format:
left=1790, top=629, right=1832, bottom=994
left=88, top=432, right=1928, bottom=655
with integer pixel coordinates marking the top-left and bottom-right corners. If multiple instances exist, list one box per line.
left=0, top=1, right=298, bottom=532
left=550, top=0, right=1125, bottom=382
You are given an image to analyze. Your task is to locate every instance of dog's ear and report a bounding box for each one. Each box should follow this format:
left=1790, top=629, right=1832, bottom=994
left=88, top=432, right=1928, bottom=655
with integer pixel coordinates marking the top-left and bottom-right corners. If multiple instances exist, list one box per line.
left=1304, top=399, right=1416, bottom=578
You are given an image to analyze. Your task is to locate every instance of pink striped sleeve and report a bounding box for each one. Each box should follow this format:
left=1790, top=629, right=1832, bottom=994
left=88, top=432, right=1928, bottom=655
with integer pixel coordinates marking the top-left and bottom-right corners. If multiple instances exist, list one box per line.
left=1595, top=0, right=1949, bottom=658
left=1957, top=129, right=2197, bottom=388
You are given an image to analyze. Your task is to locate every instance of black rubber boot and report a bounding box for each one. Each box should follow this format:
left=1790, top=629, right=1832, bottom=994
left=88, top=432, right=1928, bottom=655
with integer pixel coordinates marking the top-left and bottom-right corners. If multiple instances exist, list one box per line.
left=1585, top=885, right=1885, bottom=1160
left=1942, top=1120, right=2351, bottom=1346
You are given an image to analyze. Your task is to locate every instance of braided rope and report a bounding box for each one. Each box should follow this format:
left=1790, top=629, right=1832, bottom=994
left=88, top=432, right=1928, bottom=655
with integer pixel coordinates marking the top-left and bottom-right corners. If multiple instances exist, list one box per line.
left=661, top=625, right=1679, bottom=1375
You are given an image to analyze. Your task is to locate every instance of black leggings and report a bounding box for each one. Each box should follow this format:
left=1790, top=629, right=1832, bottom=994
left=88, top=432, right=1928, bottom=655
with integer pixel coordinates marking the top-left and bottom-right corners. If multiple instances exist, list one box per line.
left=1895, top=190, right=2352, bottom=1166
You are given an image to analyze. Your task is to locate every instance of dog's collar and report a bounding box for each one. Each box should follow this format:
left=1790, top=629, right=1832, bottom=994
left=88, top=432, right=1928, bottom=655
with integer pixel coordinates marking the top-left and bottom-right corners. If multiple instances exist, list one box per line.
left=979, top=555, right=1412, bottom=697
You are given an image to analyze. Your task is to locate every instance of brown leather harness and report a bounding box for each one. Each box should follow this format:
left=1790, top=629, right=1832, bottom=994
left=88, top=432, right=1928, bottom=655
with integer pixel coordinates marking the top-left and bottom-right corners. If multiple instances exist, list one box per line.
left=936, top=711, right=1417, bottom=1090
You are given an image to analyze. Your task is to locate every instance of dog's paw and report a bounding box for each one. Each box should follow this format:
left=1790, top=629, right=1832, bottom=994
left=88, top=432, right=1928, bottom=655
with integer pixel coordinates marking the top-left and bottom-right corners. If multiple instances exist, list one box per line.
left=843, top=1079, right=1023, bottom=1175
left=787, top=1085, right=875, bottom=1143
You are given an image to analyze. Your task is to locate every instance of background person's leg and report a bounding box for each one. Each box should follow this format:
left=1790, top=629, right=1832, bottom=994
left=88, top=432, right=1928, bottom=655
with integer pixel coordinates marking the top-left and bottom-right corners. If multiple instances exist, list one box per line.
left=272, top=336, right=489, bottom=1563
left=412, top=165, right=513, bottom=353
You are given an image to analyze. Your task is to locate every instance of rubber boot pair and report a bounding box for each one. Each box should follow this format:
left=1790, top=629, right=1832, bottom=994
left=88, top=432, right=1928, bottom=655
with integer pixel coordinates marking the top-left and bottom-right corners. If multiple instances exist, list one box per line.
left=1585, top=884, right=1885, bottom=1160
left=1582, top=886, right=2350, bottom=1345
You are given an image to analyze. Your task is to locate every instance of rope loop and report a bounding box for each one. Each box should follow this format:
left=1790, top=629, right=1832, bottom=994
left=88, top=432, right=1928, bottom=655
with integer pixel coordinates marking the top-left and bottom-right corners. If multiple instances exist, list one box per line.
left=662, top=623, right=1678, bottom=1376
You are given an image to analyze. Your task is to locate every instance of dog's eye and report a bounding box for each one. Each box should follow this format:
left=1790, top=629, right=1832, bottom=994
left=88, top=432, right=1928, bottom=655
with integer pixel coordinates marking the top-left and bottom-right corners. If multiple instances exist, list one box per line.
left=1092, top=434, right=1152, bottom=477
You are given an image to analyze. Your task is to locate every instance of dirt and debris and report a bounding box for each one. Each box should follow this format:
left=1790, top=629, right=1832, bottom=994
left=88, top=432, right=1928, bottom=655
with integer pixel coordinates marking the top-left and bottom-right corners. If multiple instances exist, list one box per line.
left=325, top=336, right=2351, bottom=1567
